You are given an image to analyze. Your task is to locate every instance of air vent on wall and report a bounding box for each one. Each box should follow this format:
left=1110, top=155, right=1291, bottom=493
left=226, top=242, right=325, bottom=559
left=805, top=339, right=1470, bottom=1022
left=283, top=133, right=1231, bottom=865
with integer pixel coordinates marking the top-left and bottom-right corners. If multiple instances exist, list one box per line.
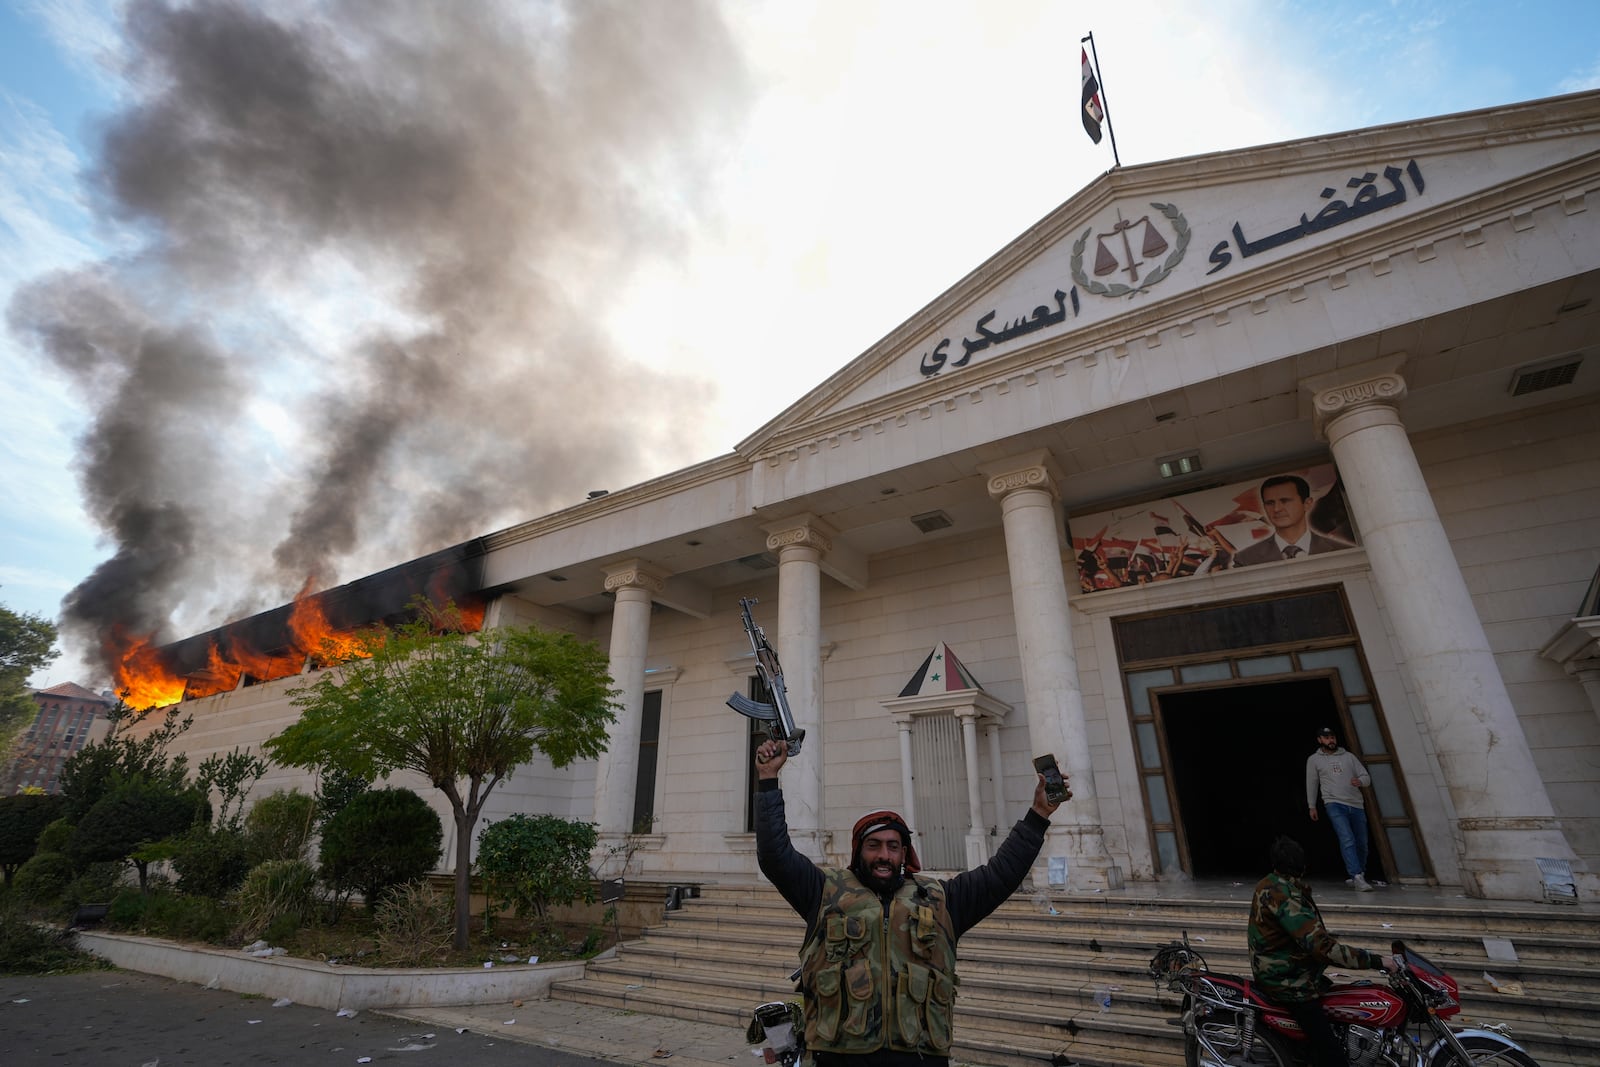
left=911, top=510, right=954, bottom=534
left=1509, top=356, right=1581, bottom=397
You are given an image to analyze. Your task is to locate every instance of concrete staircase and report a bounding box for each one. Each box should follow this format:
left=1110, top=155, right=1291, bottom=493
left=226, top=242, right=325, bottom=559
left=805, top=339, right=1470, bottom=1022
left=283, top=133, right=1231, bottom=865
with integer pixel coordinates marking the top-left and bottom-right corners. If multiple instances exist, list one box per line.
left=550, top=883, right=1600, bottom=1067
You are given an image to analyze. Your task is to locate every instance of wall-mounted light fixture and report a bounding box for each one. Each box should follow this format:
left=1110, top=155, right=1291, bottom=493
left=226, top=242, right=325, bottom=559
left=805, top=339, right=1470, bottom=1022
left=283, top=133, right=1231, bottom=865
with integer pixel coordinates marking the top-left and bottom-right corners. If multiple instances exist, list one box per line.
left=1156, top=451, right=1203, bottom=479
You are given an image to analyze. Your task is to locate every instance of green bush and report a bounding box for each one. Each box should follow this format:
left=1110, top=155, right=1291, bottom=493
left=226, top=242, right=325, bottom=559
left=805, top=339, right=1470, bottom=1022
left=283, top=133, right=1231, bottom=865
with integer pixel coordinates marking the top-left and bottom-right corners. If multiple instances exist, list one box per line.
left=12, top=851, right=75, bottom=907
left=61, top=862, right=125, bottom=914
left=263, top=911, right=302, bottom=945
left=244, top=789, right=317, bottom=864
left=374, top=879, right=452, bottom=964
left=68, top=778, right=210, bottom=891
left=0, top=901, right=109, bottom=975
left=318, top=788, right=441, bottom=911
left=476, top=813, right=597, bottom=925
left=234, top=859, right=316, bottom=943
left=36, top=818, right=75, bottom=855
left=108, top=889, right=147, bottom=928
left=140, top=889, right=231, bottom=942
left=172, top=826, right=252, bottom=898
left=0, top=793, right=68, bottom=887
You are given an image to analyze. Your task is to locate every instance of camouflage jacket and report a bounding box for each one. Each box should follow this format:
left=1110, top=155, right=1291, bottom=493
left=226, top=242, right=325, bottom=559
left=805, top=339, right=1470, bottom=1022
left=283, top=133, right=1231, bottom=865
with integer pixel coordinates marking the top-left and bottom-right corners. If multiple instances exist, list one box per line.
left=754, top=781, right=1048, bottom=1061
left=1248, top=870, right=1382, bottom=1003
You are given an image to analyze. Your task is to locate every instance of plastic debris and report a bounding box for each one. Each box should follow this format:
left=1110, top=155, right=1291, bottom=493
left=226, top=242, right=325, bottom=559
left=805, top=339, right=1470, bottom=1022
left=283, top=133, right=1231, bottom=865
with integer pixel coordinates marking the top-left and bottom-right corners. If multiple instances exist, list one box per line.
left=386, top=1043, right=435, bottom=1052
left=503, top=1019, right=516, bottom=1025
left=12, top=998, right=29, bottom=1004
left=500, top=954, right=521, bottom=963
left=455, top=1027, right=467, bottom=1034
left=337, top=1008, right=358, bottom=1018
left=1096, top=988, right=1112, bottom=1012
left=528, top=955, right=539, bottom=964
left=273, top=998, right=293, bottom=1007
left=1381, top=923, right=1394, bottom=929
left=1483, top=972, right=1525, bottom=996
left=483, top=961, right=493, bottom=969
left=358, top=1059, right=372, bottom=1064
left=248, top=1019, right=262, bottom=1024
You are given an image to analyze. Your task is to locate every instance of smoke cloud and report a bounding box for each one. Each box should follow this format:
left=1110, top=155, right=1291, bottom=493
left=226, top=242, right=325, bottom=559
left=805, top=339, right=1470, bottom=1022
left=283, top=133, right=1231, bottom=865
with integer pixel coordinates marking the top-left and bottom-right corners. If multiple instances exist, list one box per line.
left=7, top=0, right=751, bottom=675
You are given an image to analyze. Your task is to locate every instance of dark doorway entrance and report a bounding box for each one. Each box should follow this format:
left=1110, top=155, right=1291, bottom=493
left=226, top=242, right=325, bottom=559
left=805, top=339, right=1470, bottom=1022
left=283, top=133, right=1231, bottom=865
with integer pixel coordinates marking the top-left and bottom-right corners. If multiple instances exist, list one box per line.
left=1156, top=679, right=1384, bottom=882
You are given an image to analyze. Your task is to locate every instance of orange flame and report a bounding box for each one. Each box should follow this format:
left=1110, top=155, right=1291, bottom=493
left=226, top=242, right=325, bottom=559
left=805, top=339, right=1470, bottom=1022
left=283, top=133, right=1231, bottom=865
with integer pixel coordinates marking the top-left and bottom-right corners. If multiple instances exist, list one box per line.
left=109, top=629, right=188, bottom=711
left=104, top=583, right=486, bottom=710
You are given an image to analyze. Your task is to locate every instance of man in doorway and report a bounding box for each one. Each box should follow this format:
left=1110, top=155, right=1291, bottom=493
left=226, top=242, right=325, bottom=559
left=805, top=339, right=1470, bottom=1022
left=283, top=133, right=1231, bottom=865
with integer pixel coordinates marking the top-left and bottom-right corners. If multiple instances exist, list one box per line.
left=1306, top=726, right=1374, bottom=891
left=1250, top=836, right=1400, bottom=1067
left=1232, top=474, right=1349, bottom=566
left=752, top=738, right=1062, bottom=1067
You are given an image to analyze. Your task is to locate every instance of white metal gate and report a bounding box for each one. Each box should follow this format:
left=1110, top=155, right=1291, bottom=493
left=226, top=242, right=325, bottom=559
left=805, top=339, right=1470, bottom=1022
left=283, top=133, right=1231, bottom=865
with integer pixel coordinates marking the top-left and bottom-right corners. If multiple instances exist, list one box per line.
left=910, top=713, right=969, bottom=870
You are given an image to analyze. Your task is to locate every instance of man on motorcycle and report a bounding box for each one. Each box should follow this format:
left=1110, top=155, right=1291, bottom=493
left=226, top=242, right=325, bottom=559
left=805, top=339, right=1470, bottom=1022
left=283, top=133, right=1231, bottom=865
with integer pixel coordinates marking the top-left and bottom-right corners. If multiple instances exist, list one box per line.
left=1249, top=836, right=1401, bottom=1067
left=752, top=738, right=1062, bottom=1067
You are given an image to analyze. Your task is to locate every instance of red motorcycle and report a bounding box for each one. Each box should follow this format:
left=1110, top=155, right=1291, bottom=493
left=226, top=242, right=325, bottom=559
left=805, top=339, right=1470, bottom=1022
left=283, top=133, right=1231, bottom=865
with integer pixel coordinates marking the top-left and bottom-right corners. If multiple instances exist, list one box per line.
left=1148, top=935, right=1540, bottom=1066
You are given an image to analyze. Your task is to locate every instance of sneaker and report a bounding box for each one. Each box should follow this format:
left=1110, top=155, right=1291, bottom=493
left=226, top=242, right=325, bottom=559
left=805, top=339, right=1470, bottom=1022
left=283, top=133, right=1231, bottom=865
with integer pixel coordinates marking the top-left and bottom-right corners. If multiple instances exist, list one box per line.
left=1352, top=875, right=1374, bottom=892
left=1345, top=878, right=1355, bottom=888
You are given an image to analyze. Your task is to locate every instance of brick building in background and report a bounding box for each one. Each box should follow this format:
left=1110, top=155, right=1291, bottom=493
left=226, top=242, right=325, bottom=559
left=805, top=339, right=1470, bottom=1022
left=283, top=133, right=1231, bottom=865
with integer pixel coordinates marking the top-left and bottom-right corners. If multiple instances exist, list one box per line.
left=1, top=682, right=113, bottom=794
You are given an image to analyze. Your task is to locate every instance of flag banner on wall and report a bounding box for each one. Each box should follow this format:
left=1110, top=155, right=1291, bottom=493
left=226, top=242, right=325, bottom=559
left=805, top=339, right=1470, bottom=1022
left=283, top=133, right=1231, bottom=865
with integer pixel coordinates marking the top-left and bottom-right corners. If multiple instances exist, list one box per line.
left=1069, top=462, right=1359, bottom=593
left=898, top=642, right=984, bottom=697
left=1081, top=48, right=1105, bottom=144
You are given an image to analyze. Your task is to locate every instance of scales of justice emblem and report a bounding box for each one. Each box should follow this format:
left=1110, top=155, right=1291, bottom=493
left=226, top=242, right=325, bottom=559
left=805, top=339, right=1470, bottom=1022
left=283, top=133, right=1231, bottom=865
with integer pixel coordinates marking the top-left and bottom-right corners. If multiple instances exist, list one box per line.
left=1070, top=202, right=1191, bottom=298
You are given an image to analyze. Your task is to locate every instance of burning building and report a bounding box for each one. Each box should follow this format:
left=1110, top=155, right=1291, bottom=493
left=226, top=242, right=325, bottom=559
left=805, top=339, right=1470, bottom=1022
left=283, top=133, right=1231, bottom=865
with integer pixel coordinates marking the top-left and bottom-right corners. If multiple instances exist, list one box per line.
left=122, top=92, right=1600, bottom=901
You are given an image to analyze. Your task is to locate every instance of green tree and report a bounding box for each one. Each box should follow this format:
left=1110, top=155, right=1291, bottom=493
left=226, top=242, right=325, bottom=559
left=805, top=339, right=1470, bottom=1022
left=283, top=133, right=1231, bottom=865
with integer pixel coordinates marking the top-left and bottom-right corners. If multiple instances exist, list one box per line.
left=265, top=613, right=617, bottom=949
left=0, top=793, right=67, bottom=888
left=0, top=596, right=59, bottom=756
left=58, top=703, right=193, bottom=822
left=68, top=777, right=211, bottom=892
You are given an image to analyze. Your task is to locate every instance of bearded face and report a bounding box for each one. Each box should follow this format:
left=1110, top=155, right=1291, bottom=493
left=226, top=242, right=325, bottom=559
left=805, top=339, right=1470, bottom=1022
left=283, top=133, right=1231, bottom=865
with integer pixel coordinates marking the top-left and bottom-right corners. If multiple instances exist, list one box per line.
left=855, top=828, right=906, bottom=894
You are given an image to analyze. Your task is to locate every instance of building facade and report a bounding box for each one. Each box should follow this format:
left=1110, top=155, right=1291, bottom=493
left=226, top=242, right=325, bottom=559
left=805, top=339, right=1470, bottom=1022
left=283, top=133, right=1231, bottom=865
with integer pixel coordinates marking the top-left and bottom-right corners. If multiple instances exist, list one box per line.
left=133, top=92, right=1600, bottom=902
left=3, top=682, right=113, bottom=794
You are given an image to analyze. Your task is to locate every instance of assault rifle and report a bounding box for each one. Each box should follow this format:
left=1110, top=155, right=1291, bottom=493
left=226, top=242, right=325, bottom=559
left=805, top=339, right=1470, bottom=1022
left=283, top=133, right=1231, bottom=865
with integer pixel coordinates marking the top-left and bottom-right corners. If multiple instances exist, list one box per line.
left=726, top=596, right=806, bottom=755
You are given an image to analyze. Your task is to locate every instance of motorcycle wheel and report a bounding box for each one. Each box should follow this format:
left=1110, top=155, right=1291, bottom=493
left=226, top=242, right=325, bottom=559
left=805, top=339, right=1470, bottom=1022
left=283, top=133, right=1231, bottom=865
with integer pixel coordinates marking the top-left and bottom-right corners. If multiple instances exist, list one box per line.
left=1185, top=1012, right=1292, bottom=1067
left=1431, top=1034, right=1541, bottom=1066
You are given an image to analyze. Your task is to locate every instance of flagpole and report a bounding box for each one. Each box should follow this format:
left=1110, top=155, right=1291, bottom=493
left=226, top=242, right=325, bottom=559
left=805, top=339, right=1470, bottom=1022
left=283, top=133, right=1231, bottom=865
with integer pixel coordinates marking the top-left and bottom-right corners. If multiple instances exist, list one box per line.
left=1081, top=32, right=1121, bottom=168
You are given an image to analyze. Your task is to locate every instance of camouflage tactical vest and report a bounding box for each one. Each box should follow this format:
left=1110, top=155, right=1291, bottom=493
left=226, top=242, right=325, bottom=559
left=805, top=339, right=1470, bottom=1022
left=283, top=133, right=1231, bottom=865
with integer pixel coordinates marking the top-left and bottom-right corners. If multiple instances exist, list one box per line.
left=798, top=868, right=958, bottom=1056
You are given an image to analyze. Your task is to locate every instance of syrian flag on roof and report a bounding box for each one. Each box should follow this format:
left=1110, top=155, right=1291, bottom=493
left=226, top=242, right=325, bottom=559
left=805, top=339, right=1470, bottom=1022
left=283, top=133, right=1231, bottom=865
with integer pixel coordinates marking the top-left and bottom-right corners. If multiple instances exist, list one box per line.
left=1080, top=48, right=1105, bottom=144
left=898, top=642, right=984, bottom=698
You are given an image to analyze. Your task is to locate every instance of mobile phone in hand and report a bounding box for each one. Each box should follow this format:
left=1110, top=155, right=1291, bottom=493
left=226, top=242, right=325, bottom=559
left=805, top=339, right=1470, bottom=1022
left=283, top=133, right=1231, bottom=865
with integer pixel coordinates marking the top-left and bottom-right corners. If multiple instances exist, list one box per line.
left=1032, top=753, right=1069, bottom=804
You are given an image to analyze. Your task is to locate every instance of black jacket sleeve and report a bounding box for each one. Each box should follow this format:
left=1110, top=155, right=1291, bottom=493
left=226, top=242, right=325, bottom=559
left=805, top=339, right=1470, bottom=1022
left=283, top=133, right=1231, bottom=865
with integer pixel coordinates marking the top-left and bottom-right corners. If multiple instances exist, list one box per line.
left=942, top=809, right=1049, bottom=937
left=755, top=780, right=825, bottom=939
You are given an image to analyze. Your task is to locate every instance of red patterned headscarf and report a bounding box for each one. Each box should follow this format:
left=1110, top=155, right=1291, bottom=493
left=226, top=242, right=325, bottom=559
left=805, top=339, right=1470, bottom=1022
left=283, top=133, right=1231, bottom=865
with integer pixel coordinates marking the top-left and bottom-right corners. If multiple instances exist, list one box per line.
left=850, top=809, right=922, bottom=874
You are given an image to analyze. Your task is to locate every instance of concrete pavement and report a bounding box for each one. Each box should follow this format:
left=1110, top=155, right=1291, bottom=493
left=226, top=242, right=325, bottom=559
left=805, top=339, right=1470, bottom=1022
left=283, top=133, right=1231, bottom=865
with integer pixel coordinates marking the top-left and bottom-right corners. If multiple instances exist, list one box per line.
left=381, top=993, right=758, bottom=1067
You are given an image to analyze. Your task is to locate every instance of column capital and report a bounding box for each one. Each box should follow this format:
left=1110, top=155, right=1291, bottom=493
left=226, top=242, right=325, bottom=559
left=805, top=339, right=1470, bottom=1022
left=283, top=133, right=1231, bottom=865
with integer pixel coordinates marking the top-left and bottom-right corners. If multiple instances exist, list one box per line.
left=602, top=559, right=668, bottom=595
left=763, top=513, right=835, bottom=555
left=1302, top=354, right=1409, bottom=438
left=977, top=449, right=1064, bottom=502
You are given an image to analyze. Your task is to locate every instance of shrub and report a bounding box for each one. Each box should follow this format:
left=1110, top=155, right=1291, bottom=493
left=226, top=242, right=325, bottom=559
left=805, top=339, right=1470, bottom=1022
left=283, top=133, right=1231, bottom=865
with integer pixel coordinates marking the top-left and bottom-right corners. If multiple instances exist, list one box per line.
left=318, top=788, right=441, bottom=911
left=172, top=826, right=252, bottom=898
left=0, top=901, right=109, bottom=975
left=68, top=778, right=211, bottom=891
left=107, top=888, right=147, bottom=928
left=0, top=793, right=67, bottom=887
left=374, top=879, right=452, bottom=964
left=244, top=789, right=317, bottom=865
left=36, top=818, right=75, bottom=855
left=12, top=851, right=75, bottom=907
left=140, top=889, right=231, bottom=942
left=476, top=814, right=597, bottom=925
left=233, top=859, right=316, bottom=943
left=61, top=862, right=125, bottom=915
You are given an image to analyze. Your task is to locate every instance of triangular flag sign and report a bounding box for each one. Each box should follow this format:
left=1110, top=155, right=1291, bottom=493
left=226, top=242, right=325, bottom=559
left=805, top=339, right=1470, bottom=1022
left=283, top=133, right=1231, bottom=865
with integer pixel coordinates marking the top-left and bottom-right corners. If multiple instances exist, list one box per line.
left=1081, top=49, right=1104, bottom=145
left=898, top=642, right=983, bottom=697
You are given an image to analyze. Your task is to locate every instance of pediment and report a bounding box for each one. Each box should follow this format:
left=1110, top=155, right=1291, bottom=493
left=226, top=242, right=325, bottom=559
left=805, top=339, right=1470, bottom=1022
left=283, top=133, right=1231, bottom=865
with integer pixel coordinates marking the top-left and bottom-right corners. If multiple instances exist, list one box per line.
left=738, top=90, right=1600, bottom=459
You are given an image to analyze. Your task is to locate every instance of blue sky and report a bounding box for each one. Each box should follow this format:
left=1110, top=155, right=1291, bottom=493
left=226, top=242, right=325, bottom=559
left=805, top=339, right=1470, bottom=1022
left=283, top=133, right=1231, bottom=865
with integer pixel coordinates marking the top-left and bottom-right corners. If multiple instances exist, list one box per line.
left=3, top=0, right=1599, bottom=690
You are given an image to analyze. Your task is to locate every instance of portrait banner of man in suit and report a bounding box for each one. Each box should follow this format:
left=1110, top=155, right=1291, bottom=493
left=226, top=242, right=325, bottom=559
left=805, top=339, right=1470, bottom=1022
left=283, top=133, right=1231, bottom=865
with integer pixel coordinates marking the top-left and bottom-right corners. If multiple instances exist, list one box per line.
left=1069, top=463, right=1357, bottom=592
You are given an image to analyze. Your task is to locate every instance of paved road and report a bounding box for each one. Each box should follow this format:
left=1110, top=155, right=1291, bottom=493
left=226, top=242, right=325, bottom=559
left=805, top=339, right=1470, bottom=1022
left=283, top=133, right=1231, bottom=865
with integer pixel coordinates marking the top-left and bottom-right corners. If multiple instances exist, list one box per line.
left=1, top=970, right=610, bottom=1067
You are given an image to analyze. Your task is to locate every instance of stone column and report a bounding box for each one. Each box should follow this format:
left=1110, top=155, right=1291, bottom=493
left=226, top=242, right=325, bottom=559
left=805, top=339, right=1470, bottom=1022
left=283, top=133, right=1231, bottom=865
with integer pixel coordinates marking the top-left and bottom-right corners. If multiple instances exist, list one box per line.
left=958, top=710, right=988, bottom=866
left=979, top=450, right=1111, bottom=889
left=764, top=516, right=831, bottom=859
left=1308, top=359, right=1583, bottom=900
left=898, top=719, right=918, bottom=836
left=986, top=721, right=1006, bottom=834
left=592, top=560, right=665, bottom=844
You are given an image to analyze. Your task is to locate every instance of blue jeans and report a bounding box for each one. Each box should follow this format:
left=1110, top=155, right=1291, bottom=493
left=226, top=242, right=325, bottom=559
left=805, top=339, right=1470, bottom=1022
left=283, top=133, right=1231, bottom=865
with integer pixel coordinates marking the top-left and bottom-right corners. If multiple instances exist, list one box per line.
left=1326, top=801, right=1369, bottom=879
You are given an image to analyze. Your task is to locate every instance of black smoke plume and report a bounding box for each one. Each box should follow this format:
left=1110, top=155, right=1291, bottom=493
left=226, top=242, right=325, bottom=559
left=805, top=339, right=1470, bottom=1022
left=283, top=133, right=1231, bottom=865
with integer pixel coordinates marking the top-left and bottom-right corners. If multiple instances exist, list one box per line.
left=7, top=0, right=750, bottom=679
